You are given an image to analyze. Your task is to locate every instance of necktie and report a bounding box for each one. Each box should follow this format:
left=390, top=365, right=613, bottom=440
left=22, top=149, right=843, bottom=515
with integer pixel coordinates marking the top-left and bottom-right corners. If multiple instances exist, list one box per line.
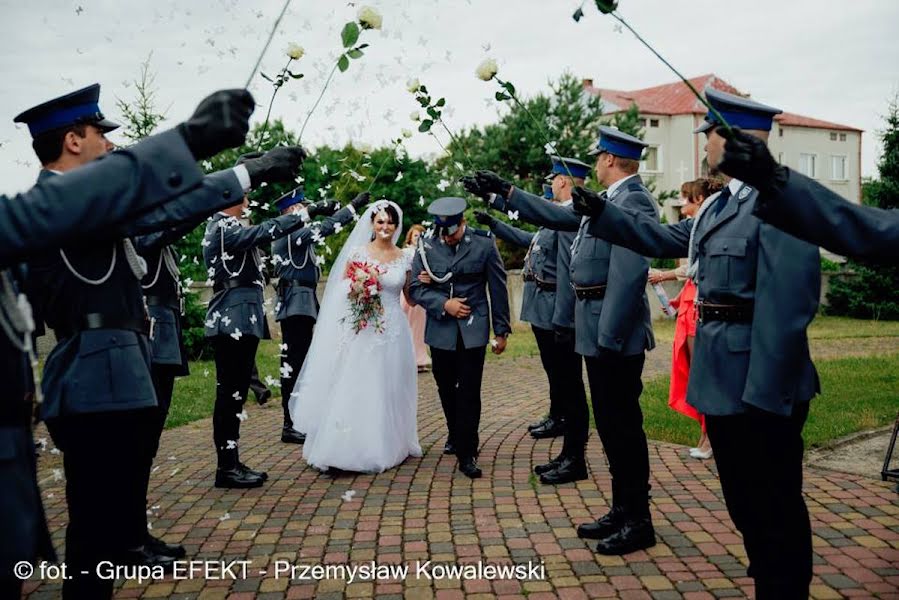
left=712, top=187, right=733, bottom=218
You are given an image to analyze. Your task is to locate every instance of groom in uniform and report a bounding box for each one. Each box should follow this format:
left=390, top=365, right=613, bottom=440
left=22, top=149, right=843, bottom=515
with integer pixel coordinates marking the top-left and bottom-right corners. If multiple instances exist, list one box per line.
left=410, top=197, right=511, bottom=478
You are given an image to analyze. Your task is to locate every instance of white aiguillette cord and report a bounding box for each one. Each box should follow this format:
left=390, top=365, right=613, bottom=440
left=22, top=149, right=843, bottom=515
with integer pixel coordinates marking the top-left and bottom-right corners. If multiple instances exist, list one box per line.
left=417, top=236, right=452, bottom=284
left=61, top=238, right=147, bottom=285
left=0, top=270, right=42, bottom=404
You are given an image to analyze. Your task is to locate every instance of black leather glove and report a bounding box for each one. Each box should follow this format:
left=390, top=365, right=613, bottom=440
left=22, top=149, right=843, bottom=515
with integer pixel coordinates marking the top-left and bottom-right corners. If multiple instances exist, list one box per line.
left=460, top=175, right=488, bottom=199
left=571, top=186, right=606, bottom=217
left=474, top=170, right=512, bottom=199
left=474, top=210, right=495, bottom=227
left=177, top=89, right=255, bottom=160
left=350, top=191, right=371, bottom=210
left=307, top=199, right=337, bottom=219
left=717, top=127, right=787, bottom=191
left=241, top=146, right=307, bottom=188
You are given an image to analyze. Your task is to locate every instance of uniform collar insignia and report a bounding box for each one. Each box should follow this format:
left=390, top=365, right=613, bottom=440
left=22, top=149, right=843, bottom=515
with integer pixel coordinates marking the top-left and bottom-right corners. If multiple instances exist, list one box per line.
left=610, top=188, right=621, bottom=199
left=738, top=186, right=751, bottom=200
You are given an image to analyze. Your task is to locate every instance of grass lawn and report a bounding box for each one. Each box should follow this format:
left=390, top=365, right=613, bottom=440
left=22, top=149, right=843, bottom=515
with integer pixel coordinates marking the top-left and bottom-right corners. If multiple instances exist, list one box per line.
left=168, top=316, right=899, bottom=449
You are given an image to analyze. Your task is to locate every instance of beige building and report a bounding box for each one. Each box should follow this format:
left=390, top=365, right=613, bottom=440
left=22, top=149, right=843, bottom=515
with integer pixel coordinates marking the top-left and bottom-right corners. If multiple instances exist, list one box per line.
left=583, top=74, right=863, bottom=223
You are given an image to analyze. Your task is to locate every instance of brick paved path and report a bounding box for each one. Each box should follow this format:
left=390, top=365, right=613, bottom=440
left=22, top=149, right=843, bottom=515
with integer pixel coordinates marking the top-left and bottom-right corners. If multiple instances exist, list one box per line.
left=26, top=354, right=899, bottom=599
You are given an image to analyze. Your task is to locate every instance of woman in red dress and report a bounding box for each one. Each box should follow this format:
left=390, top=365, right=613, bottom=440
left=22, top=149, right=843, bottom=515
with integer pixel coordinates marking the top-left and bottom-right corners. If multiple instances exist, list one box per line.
left=649, top=178, right=724, bottom=459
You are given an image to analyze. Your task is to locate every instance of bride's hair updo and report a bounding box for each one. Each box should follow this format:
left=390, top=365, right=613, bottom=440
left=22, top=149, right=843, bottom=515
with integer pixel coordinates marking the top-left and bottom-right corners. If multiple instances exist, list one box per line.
left=370, top=202, right=399, bottom=226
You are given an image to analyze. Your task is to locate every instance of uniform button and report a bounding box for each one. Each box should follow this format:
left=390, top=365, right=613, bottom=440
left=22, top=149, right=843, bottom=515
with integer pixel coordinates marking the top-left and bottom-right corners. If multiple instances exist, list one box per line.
left=723, top=245, right=729, bottom=251
left=168, top=172, right=183, bottom=187
left=223, top=189, right=232, bottom=199
left=110, top=336, right=117, bottom=343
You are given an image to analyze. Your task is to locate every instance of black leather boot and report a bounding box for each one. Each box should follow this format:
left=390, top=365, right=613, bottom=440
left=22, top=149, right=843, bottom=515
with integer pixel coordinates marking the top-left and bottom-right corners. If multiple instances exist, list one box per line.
left=215, top=449, right=265, bottom=489
left=281, top=426, right=306, bottom=444
left=145, top=531, right=186, bottom=559
left=539, top=455, right=588, bottom=484
left=577, top=505, right=625, bottom=539
left=458, top=456, right=482, bottom=479
left=594, top=516, right=656, bottom=555
left=533, top=453, right=564, bottom=475
left=527, top=416, right=551, bottom=432
left=530, top=416, right=566, bottom=439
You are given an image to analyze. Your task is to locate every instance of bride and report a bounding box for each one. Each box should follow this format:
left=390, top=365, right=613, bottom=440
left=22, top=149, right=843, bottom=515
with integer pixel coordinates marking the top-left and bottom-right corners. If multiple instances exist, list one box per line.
left=288, top=200, right=422, bottom=473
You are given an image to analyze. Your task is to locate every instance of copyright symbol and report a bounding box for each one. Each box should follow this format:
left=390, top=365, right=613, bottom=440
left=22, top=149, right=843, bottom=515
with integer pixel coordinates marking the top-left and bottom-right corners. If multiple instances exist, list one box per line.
left=14, top=561, right=33, bottom=579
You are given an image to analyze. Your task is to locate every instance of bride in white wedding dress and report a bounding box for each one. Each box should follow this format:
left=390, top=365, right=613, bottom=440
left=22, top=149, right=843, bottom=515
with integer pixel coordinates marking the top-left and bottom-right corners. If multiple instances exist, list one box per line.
left=288, top=200, right=422, bottom=473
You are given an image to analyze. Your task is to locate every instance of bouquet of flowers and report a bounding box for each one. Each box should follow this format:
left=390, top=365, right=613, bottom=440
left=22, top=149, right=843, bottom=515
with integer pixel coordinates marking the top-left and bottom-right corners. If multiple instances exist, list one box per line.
left=343, top=260, right=386, bottom=333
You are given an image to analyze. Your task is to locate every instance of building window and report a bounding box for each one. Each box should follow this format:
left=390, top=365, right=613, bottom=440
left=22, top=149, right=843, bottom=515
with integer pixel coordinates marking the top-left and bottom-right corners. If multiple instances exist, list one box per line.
left=839, top=133, right=847, bottom=141
left=640, top=146, right=660, bottom=172
left=831, top=155, right=847, bottom=181
left=649, top=118, right=659, bottom=128
left=829, top=132, right=838, bottom=141
left=639, top=118, right=647, bottom=127
left=799, top=153, right=817, bottom=178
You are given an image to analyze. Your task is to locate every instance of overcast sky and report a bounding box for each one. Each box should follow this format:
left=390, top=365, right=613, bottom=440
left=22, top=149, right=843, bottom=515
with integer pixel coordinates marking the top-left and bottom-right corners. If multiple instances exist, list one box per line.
left=1, top=0, right=897, bottom=193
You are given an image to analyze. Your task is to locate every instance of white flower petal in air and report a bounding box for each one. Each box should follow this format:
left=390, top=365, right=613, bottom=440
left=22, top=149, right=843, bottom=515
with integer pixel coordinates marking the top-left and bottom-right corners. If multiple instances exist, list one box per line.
left=280, top=343, right=289, bottom=352
left=226, top=440, right=238, bottom=449
left=321, top=164, right=329, bottom=175
left=236, top=410, right=248, bottom=422
left=314, top=255, right=326, bottom=266
left=221, top=316, right=232, bottom=327
left=286, top=42, right=305, bottom=60
left=230, top=328, right=242, bottom=340
left=201, top=238, right=211, bottom=247
left=395, top=171, right=404, bottom=182
left=507, top=210, right=519, bottom=221
left=219, top=512, right=231, bottom=522
left=475, top=57, right=498, bottom=81
left=203, top=369, right=210, bottom=377
left=418, top=196, right=425, bottom=206
left=341, top=490, right=357, bottom=501
left=231, top=391, right=242, bottom=401
left=357, top=5, right=382, bottom=30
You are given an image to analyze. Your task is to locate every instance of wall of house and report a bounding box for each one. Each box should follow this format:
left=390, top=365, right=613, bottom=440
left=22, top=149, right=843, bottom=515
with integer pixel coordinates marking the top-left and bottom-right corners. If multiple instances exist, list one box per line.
left=769, top=126, right=861, bottom=204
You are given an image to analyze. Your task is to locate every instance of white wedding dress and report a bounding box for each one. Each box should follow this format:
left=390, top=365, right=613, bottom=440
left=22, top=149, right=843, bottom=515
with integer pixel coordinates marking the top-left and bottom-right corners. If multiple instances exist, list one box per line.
left=289, top=201, right=422, bottom=473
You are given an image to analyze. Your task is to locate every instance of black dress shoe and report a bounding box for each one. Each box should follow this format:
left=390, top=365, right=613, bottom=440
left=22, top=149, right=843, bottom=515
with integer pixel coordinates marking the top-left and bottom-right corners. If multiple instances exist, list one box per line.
left=443, top=441, right=456, bottom=455
left=215, top=467, right=265, bottom=489
left=254, top=388, right=272, bottom=406
left=530, top=417, right=566, bottom=439
left=527, top=416, right=551, bottom=432
left=117, top=546, right=176, bottom=571
left=539, top=456, right=588, bottom=484
left=238, top=461, right=268, bottom=481
left=595, top=517, right=656, bottom=555
left=146, top=532, right=186, bottom=559
left=281, top=427, right=306, bottom=444
left=577, top=506, right=625, bottom=539
left=533, top=454, right=564, bottom=475
left=458, top=457, right=482, bottom=479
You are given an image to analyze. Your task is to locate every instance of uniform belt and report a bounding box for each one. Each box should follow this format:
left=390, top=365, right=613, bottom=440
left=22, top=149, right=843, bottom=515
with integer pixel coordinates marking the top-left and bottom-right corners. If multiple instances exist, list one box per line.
left=573, top=284, right=607, bottom=300
left=144, top=295, right=178, bottom=309
left=53, top=313, right=150, bottom=339
left=697, top=301, right=754, bottom=323
left=213, top=279, right=258, bottom=293
left=278, top=279, right=316, bottom=290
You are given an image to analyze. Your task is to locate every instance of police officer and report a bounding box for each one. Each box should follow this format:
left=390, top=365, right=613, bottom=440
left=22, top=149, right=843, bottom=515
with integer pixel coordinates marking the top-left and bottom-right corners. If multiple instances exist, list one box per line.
left=272, top=188, right=370, bottom=444
left=409, top=197, right=511, bottom=478
left=469, top=156, right=590, bottom=484
left=469, top=127, right=658, bottom=555
left=575, top=89, right=821, bottom=597
left=714, top=128, right=899, bottom=262
left=16, top=85, right=283, bottom=598
left=203, top=188, right=333, bottom=487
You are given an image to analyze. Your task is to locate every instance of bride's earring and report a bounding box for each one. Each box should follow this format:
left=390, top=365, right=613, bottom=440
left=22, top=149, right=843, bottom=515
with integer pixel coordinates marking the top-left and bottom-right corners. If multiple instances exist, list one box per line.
left=371, top=233, right=376, bottom=241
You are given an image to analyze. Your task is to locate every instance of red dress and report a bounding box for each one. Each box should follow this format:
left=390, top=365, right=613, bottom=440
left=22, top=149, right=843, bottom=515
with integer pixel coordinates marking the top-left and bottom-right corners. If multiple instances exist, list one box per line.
left=667, top=278, right=703, bottom=426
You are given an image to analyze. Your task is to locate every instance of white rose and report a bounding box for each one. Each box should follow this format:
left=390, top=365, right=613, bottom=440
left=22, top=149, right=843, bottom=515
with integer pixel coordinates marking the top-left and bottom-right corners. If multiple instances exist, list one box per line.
left=401, top=129, right=413, bottom=139
left=406, top=77, right=420, bottom=93
left=285, top=43, right=305, bottom=60
left=475, top=57, right=498, bottom=81
left=357, top=5, right=382, bottom=30
left=410, top=111, right=420, bottom=122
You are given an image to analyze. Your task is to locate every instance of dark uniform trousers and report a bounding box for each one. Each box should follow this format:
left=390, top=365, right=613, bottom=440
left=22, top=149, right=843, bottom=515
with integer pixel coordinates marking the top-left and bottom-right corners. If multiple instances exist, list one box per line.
left=279, top=315, right=316, bottom=429
left=584, top=351, right=650, bottom=515
left=212, top=335, right=260, bottom=457
left=47, top=408, right=156, bottom=599
left=550, top=328, right=588, bottom=457
left=706, top=403, right=812, bottom=598
left=141, top=364, right=180, bottom=508
left=430, top=334, right=486, bottom=460
left=531, top=325, right=565, bottom=421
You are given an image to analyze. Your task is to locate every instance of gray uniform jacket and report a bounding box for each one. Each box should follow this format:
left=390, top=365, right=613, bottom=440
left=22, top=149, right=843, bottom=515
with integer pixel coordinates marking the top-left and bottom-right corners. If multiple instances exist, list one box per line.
left=272, top=205, right=357, bottom=321
left=203, top=212, right=306, bottom=338
left=31, top=168, right=245, bottom=420
left=493, top=181, right=656, bottom=358
left=754, top=169, right=898, bottom=263
left=409, top=227, right=512, bottom=351
left=587, top=179, right=821, bottom=416
left=0, top=129, right=206, bottom=269
left=489, top=220, right=556, bottom=330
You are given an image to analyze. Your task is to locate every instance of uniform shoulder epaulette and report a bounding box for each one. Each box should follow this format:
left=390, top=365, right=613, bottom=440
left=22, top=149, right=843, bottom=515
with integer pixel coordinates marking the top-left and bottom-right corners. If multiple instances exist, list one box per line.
left=470, top=227, right=493, bottom=238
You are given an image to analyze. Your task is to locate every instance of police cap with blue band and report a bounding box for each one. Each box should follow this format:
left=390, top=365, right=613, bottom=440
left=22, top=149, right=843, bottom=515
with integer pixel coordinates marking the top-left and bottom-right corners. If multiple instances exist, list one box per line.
left=14, top=83, right=120, bottom=138
left=545, top=156, right=591, bottom=181
left=275, top=187, right=306, bottom=212
left=428, top=196, right=467, bottom=235
left=694, top=88, right=782, bottom=134
left=587, top=126, right=647, bottom=160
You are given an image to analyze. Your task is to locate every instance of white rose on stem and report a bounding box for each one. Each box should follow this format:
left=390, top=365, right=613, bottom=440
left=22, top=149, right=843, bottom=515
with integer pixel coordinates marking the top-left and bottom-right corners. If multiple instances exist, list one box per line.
left=357, top=5, right=382, bottom=30
left=286, top=43, right=305, bottom=60
left=406, top=77, right=420, bottom=93
left=410, top=111, right=420, bottom=122
left=401, top=129, right=413, bottom=139
left=475, top=57, right=498, bottom=81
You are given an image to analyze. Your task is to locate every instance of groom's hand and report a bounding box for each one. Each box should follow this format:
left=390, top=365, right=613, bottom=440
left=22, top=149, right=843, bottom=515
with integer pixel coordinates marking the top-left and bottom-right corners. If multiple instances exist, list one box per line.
left=444, top=297, right=471, bottom=319
left=417, top=270, right=432, bottom=285
left=491, top=335, right=507, bottom=355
